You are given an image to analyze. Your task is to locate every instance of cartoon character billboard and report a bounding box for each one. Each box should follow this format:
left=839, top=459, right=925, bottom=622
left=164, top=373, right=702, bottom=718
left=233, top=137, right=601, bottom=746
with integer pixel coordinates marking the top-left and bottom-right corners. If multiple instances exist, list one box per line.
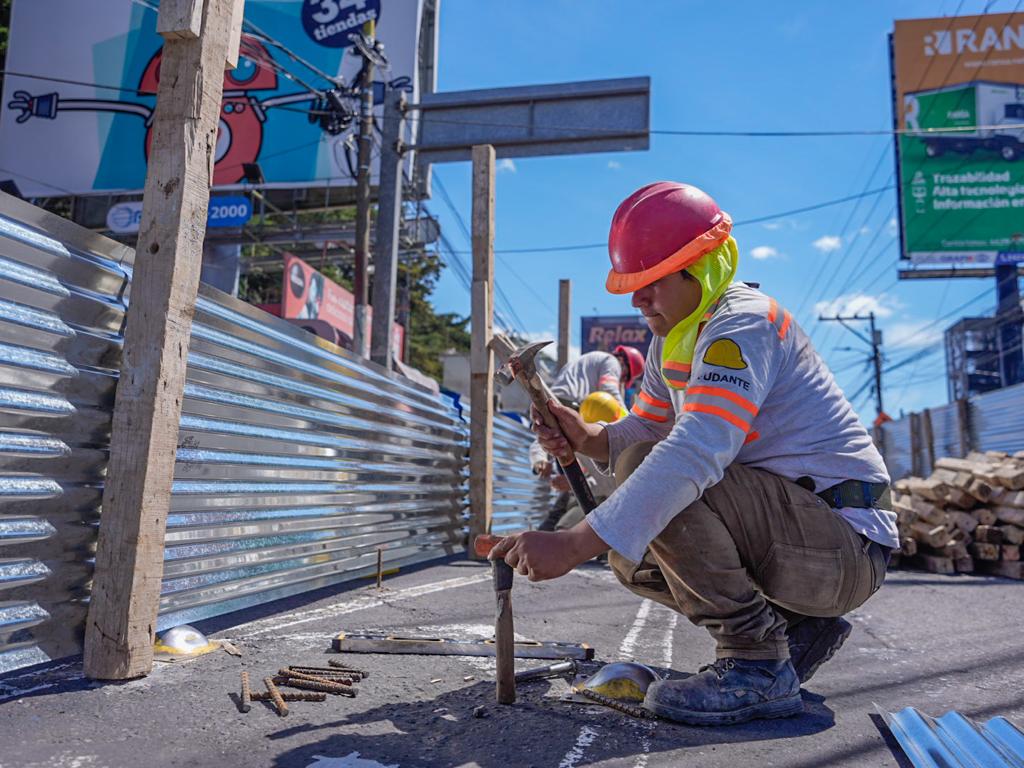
left=0, top=0, right=427, bottom=197
left=892, top=12, right=1024, bottom=264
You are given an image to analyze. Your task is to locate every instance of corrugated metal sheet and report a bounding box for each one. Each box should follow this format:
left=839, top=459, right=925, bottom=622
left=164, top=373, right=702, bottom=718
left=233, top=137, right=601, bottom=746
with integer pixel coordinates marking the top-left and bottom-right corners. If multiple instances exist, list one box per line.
left=928, top=402, right=963, bottom=461
left=492, top=414, right=552, bottom=535
left=970, top=381, right=1024, bottom=454
left=0, top=193, right=551, bottom=674
left=885, top=707, right=1024, bottom=767
left=880, top=383, right=1024, bottom=479
left=881, top=417, right=913, bottom=482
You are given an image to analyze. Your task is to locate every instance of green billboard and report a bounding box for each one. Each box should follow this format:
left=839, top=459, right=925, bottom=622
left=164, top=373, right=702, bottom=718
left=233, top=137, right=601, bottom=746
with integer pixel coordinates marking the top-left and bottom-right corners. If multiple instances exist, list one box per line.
left=893, top=14, right=1024, bottom=265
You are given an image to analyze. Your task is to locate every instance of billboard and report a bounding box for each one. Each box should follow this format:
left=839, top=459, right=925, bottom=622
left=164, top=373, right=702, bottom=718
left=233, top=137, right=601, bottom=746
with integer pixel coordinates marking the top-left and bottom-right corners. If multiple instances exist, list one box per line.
left=580, top=315, right=652, bottom=357
left=892, top=12, right=1024, bottom=265
left=283, top=253, right=403, bottom=359
left=0, top=0, right=426, bottom=197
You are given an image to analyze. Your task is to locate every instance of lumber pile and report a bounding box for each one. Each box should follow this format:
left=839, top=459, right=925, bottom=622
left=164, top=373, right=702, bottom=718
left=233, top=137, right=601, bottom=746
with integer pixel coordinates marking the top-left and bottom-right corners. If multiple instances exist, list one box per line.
left=891, top=450, right=1024, bottom=580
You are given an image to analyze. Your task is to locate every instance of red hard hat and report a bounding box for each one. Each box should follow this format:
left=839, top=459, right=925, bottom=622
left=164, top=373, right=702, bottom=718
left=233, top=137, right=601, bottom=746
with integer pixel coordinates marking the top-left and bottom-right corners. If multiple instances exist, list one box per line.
left=606, top=182, right=732, bottom=295
left=614, top=345, right=645, bottom=387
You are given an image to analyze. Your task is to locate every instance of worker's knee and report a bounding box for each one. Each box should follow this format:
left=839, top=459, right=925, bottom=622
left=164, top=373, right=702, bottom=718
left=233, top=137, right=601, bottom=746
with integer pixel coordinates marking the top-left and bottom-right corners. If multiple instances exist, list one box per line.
left=607, top=549, right=634, bottom=586
left=614, top=440, right=658, bottom=487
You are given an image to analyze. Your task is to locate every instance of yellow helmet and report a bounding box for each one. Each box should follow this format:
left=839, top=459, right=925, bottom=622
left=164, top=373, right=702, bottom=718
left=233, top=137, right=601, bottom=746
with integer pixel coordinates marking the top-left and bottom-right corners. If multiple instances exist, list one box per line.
left=580, top=391, right=627, bottom=424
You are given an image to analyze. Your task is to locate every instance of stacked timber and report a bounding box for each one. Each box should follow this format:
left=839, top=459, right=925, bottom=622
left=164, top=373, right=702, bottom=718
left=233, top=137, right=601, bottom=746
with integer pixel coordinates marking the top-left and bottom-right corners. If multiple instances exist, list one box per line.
left=890, top=450, right=1024, bottom=580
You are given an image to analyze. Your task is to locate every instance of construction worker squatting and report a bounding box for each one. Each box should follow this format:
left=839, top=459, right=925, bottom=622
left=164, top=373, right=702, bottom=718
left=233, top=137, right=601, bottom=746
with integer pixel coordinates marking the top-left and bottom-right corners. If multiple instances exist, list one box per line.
left=491, top=181, right=900, bottom=726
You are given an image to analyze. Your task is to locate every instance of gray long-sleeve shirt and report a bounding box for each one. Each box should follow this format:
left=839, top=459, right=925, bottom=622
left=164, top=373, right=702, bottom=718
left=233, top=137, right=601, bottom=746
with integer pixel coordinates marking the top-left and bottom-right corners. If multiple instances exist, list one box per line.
left=587, top=282, right=899, bottom=563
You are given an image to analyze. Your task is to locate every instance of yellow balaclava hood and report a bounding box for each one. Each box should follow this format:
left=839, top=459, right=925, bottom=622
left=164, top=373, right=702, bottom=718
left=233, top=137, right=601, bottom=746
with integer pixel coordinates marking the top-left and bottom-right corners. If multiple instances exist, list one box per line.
left=661, top=236, right=739, bottom=376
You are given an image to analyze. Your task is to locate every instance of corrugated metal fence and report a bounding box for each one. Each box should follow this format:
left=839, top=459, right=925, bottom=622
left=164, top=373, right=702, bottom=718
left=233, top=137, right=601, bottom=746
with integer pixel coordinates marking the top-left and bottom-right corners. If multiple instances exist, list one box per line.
left=879, top=382, right=1024, bottom=480
left=0, top=193, right=548, bottom=674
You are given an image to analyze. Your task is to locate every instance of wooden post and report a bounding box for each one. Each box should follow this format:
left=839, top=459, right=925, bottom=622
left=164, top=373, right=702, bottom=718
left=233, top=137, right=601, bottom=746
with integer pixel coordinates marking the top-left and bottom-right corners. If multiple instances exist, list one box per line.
left=956, top=398, right=972, bottom=457
left=922, top=408, right=935, bottom=473
left=557, top=279, right=571, bottom=370
left=468, top=145, right=495, bottom=554
left=909, top=411, right=922, bottom=477
left=84, top=0, right=243, bottom=680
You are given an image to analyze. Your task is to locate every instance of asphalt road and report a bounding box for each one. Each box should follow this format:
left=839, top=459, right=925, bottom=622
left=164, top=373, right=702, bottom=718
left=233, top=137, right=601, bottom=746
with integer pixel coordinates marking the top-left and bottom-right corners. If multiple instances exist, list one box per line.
left=2, top=560, right=1023, bottom=768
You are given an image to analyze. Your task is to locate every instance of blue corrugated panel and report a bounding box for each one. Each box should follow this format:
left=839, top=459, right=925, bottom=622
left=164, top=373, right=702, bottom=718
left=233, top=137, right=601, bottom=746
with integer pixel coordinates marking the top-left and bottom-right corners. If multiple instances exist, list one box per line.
left=885, top=707, right=1024, bottom=767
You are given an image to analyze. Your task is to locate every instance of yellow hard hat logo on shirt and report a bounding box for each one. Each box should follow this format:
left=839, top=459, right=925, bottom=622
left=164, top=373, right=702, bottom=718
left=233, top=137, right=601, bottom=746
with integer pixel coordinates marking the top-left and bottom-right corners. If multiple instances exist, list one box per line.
left=703, top=338, right=747, bottom=370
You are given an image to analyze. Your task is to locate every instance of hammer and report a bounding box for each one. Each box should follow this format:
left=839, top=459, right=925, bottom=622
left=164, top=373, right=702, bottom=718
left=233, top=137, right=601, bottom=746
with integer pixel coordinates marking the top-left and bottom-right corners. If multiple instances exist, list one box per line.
left=491, top=336, right=598, bottom=515
left=474, top=533, right=515, bottom=704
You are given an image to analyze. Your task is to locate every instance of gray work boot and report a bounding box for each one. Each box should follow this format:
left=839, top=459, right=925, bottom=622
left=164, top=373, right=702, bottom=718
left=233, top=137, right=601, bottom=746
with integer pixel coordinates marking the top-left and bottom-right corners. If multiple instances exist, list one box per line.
left=787, top=617, right=852, bottom=683
left=643, top=658, right=802, bottom=726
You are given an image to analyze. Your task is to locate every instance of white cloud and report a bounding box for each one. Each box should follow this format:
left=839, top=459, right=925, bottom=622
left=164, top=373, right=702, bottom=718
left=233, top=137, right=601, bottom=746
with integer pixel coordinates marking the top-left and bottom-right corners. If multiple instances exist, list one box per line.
left=887, top=217, right=899, bottom=236
left=497, top=158, right=517, bottom=173
left=607, top=160, right=622, bottom=170
left=859, top=225, right=872, bottom=235
left=761, top=222, right=783, bottom=230
left=886, top=320, right=944, bottom=350
left=812, top=235, right=842, bottom=253
left=814, top=292, right=898, bottom=319
left=749, top=245, right=779, bottom=260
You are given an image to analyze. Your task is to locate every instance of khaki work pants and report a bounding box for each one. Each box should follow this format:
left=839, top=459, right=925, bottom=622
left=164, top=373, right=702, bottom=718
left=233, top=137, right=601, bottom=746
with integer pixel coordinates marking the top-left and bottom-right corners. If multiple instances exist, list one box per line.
left=608, top=442, right=889, bottom=661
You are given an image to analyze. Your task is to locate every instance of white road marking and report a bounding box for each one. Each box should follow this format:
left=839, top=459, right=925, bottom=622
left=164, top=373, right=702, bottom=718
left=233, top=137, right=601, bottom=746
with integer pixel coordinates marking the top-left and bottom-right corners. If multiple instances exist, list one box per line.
left=556, top=725, right=600, bottom=768
left=556, top=599, right=656, bottom=768
left=228, top=573, right=491, bottom=638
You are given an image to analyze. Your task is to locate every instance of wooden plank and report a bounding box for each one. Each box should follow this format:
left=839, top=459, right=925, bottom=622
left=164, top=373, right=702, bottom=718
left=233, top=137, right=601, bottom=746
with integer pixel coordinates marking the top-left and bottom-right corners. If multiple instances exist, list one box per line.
left=909, top=554, right=955, bottom=574
left=968, top=542, right=1000, bottom=561
left=922, top=408, right=935, bottom=473
left=994, top=506, right=1024, bottom=527
left=157, top=0, right=204, bottom=39
left=946, top=510, right=978, bottom=535
left=224, top=0, right=246, bottom=68
left=997, top=525, right=1024, bottom=545
left=557, top=279, right=571, bottom=370
left=467, top=144, right=495, bottom=552
left=973, top=525, right=1003, bottom=544
left=972, top=507, right=998, bottom=526
left=905, top=476, right=949, bottom=503
left=909, top=522, right=950, bottom=548
left=1002, top=544, right=1021, bottom=561
left=83, top=0, right=241, bottom=681
left=954, top=555, right=974, bottom=573
left=909, top=412, right=922, bottom=477
left=975, top=560, right=1024, bottom=580
left=955, top=398, right=971, bottom=456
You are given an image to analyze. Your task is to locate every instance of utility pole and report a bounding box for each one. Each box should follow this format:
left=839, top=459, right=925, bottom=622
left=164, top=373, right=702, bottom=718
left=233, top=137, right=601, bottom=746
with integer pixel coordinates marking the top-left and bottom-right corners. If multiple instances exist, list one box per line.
left=557, top=279, right=571, bottom=369
left=818, top=311, right=886, bottom=421
left=352, top=22, right=378, bottom=358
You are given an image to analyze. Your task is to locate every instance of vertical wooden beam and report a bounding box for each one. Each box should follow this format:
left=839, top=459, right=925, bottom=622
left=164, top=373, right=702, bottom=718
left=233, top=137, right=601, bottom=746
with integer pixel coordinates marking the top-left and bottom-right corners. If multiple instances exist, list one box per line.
left=557, top=279, right=571, bottom=370
left=468, top=145, right=495, bottom=552
left=84, top=0, right=243, bottom=681
left=922, top=408, right=935, bottom=473
left=157, top=0, right=204, bottom=39
left=909, top=411, right=922, bottom=477
left=956, top=398, right=972, bottom=457
left=224, top=0, right=246, bottom=68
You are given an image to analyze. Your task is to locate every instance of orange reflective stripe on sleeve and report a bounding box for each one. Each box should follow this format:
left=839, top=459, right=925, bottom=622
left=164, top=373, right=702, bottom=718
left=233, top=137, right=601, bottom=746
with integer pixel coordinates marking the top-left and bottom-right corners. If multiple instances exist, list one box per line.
left=767, top=298, right=792, bottom=341
left=685, top=385, right=758, bottom=416
left=638, top=391, right=670, bottom=409
left=744, top=431, right=761, bottom=444
left=682, top=402, right=752, bottom=432
left=632, top=401, right=669, bottom=423
left=598, top=374, right=619, bottom=385
left=661, top=359, right=691, bottom=390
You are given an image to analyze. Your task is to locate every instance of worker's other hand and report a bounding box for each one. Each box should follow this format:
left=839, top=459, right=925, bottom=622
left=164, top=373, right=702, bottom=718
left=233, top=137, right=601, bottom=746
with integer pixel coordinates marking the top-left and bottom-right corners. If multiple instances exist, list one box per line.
left=532, top=461, right=553, bottom=478
left=531, top=399, right=601, bottom=459
left=550, top=474, right=570, bottom=492
left=489, top=523, right=609, bottom=582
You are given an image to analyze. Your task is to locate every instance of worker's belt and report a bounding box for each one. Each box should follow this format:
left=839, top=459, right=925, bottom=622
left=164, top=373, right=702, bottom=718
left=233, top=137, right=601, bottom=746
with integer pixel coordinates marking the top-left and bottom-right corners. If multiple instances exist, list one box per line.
left=796, top=477, right=889, bottom=509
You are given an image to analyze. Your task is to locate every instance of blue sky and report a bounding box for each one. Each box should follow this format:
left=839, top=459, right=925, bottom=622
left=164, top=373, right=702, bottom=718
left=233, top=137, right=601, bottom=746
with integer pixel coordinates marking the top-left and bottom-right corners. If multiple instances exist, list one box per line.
left=423, top=0, right=1020, bottom=424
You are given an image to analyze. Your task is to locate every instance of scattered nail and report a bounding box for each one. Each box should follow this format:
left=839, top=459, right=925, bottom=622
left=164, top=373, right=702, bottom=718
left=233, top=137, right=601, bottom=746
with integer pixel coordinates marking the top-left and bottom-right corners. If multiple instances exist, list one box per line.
left=463, top=675, right=475, bottom=682
left=430, top=678, right=442, bottom=683
left=473, top=705, right=487, bottom=718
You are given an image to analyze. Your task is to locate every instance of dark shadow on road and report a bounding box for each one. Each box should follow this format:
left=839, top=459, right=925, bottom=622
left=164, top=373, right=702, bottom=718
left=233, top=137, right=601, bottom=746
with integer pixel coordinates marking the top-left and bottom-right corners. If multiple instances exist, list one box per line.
left=268, top=679, right=834, bottom=768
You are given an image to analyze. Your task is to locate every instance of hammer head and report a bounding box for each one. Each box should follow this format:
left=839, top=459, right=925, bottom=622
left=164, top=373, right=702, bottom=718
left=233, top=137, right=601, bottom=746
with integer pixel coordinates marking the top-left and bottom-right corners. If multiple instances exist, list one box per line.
left=508, top=339, right=552, bottom=377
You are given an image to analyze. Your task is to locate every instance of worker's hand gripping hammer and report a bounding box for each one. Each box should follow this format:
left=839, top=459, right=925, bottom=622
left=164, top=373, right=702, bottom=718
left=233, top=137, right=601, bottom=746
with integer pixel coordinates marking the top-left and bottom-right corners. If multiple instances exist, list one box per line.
left=474, top=534, right=515, bottom=704
left=490, top=336, right=598, bottom=515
